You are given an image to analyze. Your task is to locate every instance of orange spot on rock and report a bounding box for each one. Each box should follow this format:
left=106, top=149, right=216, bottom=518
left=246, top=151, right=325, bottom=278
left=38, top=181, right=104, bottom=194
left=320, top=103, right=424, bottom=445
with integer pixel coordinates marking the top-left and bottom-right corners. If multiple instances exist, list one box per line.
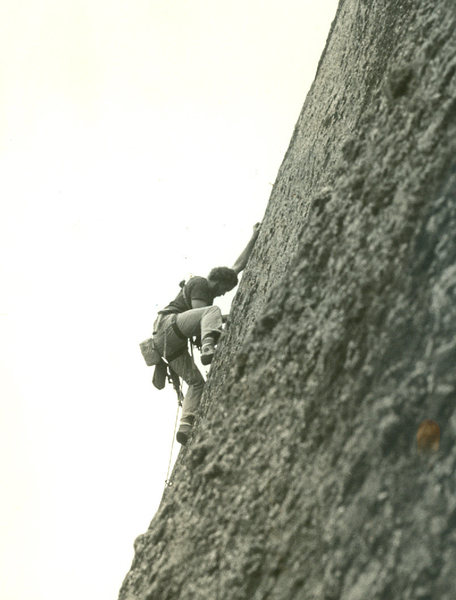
left=417, top=419, right=440, bottom=453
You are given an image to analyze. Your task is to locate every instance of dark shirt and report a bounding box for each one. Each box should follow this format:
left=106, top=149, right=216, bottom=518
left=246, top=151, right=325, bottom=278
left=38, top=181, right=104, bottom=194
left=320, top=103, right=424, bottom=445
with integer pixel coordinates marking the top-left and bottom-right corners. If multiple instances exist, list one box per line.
left=160, top=276, right=215, bottom=314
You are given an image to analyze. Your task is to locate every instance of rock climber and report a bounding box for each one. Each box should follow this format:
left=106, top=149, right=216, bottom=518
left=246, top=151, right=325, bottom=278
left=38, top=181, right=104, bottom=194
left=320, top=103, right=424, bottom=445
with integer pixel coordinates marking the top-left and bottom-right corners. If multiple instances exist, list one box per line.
left=153, top=223, right=260, bottom=445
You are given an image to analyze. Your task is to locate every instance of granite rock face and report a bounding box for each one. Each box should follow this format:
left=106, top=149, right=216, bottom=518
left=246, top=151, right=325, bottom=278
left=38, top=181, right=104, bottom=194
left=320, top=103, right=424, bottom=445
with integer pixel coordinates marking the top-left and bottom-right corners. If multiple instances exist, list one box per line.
left=119, top=1, right=456, bottom=598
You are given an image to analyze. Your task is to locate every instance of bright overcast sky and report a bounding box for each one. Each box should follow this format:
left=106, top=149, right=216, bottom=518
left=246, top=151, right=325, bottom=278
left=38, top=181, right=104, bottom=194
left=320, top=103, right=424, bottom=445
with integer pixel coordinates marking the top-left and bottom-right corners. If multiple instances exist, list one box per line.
left=0, top=2, right=338, bottom=599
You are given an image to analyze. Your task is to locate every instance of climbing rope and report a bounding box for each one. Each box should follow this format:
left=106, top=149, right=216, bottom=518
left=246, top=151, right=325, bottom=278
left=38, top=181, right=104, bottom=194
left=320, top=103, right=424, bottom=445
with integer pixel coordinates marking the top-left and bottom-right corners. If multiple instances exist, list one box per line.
left=164, top=374, right=183, bottom=488
left=161, top=323, right=190, bottom=487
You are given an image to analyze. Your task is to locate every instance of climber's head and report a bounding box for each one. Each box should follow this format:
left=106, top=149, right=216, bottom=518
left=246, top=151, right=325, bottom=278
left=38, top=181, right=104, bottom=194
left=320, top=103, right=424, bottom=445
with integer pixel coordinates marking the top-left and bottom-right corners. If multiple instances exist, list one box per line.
left=207, top=267, right=238, bottom=296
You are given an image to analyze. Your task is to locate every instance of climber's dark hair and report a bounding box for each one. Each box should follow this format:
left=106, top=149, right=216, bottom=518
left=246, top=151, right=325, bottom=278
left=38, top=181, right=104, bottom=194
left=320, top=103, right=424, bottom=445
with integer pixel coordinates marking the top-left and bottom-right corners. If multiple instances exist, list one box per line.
left=208, top=267, right=238, bottom=290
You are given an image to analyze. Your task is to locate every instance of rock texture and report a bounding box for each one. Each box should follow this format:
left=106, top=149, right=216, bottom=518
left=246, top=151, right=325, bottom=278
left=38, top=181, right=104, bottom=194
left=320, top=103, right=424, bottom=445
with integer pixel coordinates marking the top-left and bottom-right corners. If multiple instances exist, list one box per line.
left=120, top=1, right=456, bottom=598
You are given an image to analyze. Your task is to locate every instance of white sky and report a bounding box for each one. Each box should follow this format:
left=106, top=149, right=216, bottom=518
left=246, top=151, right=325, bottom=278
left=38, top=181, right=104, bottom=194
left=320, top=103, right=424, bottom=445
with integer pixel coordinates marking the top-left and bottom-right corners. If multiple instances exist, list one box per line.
left=0, top=2, right=338, bottom=599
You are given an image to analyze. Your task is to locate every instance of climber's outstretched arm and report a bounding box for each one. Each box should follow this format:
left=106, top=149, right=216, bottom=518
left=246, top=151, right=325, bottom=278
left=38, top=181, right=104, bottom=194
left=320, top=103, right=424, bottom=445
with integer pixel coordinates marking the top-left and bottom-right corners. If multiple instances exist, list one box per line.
left=231, top=223, right=261, bottom=275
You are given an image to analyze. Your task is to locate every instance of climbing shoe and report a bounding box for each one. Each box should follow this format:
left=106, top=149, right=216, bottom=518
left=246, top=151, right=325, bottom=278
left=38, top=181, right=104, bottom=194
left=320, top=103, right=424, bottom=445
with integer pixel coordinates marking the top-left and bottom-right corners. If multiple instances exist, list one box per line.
left=200, top=338, right=215, bottom=365
left=176, top=416, right=195, bottom=445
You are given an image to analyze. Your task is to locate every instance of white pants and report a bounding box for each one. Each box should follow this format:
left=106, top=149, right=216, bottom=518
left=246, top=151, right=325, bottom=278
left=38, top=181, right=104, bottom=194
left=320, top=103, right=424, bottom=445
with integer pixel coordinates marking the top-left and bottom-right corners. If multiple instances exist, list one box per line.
left=156, top=306, right=223, bottom=423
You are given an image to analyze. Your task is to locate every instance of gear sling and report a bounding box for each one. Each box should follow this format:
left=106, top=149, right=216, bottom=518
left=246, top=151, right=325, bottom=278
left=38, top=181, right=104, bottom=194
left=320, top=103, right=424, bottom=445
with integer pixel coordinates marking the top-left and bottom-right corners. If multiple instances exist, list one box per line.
left=139, top=313, right=188, bottom=394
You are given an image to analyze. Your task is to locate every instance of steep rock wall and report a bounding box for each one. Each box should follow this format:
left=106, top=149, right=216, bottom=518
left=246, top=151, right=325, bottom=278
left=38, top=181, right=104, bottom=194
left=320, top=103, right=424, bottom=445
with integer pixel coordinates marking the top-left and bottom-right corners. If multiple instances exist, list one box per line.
left=120, top=1, right=456, bottom=598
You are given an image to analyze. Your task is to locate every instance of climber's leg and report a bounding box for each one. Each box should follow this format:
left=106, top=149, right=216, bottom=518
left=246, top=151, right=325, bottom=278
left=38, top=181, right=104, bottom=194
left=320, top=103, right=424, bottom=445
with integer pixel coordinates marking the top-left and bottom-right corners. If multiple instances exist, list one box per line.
left=175, top=305, right=223, bottom=341
left=168, top=351, right=205, bottom=445
left=176, top=305, right=223, bottom=365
